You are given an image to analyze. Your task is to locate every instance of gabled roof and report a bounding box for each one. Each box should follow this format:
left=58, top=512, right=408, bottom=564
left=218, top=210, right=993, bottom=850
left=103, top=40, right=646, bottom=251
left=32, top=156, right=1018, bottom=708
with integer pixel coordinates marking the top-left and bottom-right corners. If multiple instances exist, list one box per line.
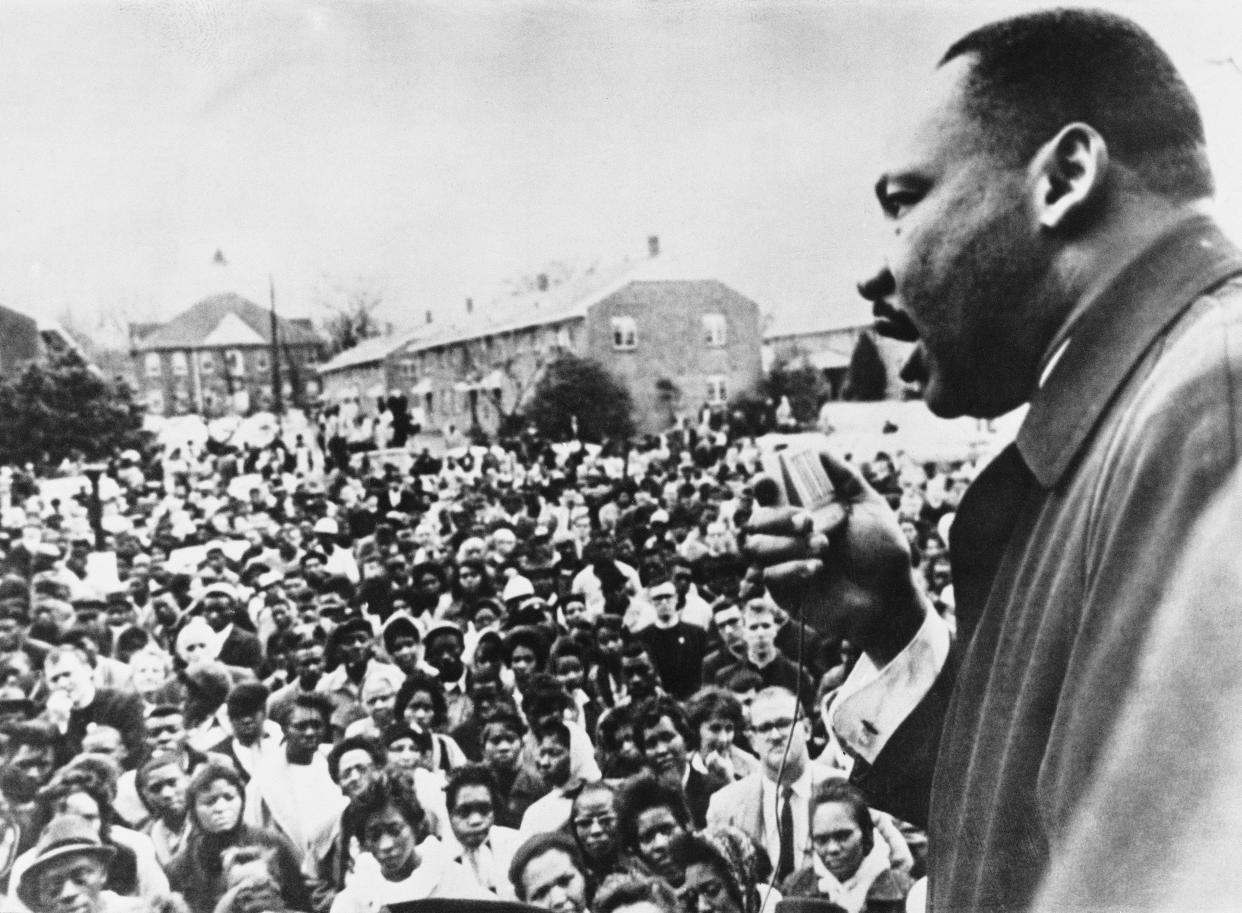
left=133, top=293, right=321, bottom=351
left=317, top=326, right=437, bottom=376
left=406, top=253, right=708, bottom=354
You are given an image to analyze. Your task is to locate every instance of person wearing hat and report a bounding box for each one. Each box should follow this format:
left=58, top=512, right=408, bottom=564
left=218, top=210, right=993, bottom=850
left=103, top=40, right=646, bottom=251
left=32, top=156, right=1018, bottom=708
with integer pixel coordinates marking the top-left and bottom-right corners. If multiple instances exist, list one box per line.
left=312, top=517, right=358, bottom=585
left=315, top=617, right=402, bottom=721
left=421, top=622, right=471, bottom=730
left=15, top=814, right=140, bottom=913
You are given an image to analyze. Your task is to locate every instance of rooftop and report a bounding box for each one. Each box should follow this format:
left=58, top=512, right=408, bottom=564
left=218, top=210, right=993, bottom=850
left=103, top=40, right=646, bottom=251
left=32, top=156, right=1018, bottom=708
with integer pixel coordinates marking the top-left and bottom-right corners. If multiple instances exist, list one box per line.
left=133, top=292, right=322, bottom=352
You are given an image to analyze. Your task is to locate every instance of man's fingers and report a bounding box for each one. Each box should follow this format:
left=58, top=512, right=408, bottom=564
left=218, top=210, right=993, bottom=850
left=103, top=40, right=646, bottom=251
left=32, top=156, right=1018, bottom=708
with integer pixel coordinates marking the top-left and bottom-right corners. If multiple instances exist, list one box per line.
left=747, top=504, right=812, bottom=536
left=745, top=532, right=828, bottom=567
left=820, top=449, right=868, bottom=500
left=761, top=558, right=823, bottom=603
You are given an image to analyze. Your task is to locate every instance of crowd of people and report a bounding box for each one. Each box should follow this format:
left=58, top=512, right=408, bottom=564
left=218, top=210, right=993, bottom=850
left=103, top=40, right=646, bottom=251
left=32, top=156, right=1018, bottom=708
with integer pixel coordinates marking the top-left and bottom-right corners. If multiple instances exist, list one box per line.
left=0, top=420, right=975, bottom=913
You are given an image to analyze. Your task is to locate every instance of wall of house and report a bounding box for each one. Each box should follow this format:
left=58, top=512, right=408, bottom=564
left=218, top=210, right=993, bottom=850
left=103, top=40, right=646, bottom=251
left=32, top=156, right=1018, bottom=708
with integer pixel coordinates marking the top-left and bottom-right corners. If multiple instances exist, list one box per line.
left=135, top=344, right=318, bottom=415
left=392, top=318, right=584, bottom=435
left=586, top=280, right=762, bottom=434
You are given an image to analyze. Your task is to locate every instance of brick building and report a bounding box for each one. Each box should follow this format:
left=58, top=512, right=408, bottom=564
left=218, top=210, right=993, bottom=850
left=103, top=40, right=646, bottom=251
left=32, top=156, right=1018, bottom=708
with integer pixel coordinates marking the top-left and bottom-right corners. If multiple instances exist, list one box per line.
left=131, top=293, right=323, bottom=416
left=764, top=319, right=914, bottom=401
left=317, top=239, right=764, bottom=436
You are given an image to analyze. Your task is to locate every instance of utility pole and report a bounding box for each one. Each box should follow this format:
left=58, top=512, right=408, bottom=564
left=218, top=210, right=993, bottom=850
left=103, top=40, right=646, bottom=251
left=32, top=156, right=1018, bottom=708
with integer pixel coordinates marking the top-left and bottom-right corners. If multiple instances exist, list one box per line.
left=270, top=274, right=283, bottom=419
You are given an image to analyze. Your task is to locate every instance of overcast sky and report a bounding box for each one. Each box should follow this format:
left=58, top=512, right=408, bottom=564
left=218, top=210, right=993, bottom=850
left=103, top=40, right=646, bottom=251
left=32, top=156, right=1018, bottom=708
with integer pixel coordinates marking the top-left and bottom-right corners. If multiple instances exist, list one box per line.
left=4, top=0, right=1242, bottom=342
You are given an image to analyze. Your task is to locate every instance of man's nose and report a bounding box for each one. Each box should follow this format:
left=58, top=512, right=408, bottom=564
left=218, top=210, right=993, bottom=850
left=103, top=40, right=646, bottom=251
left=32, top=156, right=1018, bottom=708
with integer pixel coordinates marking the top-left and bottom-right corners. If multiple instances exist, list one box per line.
left=858, top=267, right=919, bottom=342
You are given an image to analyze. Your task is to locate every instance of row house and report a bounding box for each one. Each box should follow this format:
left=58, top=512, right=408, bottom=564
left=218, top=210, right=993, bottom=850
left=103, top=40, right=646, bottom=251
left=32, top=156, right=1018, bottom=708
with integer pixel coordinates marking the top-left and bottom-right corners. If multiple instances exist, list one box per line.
left=317, top=238, right=764, bottom=436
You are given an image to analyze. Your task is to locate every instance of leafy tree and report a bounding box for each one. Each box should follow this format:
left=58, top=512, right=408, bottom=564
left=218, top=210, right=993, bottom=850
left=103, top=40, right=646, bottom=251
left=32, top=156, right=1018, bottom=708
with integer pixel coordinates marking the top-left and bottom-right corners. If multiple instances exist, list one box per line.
left=843, top=331, right=888, bottom=401
left=521, top=354, right=635, bottom=442
left=0, top=353, right=147, bottom=464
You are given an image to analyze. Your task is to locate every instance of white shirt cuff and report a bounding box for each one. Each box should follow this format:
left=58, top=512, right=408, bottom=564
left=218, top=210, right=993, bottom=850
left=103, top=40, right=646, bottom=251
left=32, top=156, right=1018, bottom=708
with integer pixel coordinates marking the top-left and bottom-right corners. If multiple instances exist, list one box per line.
left=829, top=609, right=951, bottom=764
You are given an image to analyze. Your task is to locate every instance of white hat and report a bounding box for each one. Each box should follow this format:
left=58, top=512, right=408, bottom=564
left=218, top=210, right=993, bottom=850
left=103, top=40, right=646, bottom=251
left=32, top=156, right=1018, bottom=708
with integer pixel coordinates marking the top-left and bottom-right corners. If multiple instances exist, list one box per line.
left=502, top=574, right=535, bottom=602
left=313, top=517, right=339, bottom=535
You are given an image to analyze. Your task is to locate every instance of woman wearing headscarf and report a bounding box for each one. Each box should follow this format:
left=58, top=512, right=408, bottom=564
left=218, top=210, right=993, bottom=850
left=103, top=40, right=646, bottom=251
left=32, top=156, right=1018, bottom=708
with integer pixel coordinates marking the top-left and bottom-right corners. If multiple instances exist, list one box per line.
left=164, top=762, right=309, bottom=913
left=668, top=825, right=782, bottom=913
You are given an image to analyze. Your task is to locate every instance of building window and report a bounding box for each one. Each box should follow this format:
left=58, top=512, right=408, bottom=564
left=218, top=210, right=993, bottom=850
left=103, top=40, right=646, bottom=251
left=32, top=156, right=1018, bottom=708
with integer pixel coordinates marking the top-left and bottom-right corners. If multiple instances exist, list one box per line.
left=556, top=326, right=572, bottom=349
left=255, top=350, right=270, bottom=373
left=703, top=313, right=727, bottom=347
left=171, top=352, right=188, bottom=377
left=225, top=349, right=245, bottom=377
left=706, top=375, right=728, bottom=405
left=146, top=389, right=164, bottom=413
left=198, top=351, right=215, bottom=374
left=612, top=316, right=637, bottom=350
left=145, top=353, right=162, bottom=378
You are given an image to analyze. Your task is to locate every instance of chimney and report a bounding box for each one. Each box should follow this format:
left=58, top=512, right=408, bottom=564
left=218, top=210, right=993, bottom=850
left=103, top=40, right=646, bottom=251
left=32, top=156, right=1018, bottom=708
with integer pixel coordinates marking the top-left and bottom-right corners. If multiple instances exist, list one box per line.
left=465, top=297, right=474, bottom=315
left=537, top=273, right=549, bottom=292
left=648, top=235, right=660, bottom=258
left=425, top=310, right=433, bottom=325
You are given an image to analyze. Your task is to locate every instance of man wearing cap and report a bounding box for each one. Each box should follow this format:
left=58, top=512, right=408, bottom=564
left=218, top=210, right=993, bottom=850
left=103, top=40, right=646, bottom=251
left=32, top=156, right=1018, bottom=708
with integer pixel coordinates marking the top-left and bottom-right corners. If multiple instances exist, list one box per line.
left=16, top=814, right=142, bottom=913
left=314, top=617, right=402, bottom=720
left=198, top=584, right=263, bottom=672
left=312, top=518, right=359, bottom=585
left=423, top=622, right=472, bottom=729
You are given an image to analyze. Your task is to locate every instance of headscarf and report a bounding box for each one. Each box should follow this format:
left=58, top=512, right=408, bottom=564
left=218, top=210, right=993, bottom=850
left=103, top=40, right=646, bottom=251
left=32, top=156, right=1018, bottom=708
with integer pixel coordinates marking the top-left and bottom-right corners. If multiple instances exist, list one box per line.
left=696, top=825, right=769, bottom=913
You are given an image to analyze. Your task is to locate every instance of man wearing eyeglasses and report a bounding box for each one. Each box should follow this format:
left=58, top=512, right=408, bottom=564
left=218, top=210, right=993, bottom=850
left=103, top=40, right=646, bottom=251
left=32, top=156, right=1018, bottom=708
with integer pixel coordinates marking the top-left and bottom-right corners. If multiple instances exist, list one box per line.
left=706, top=686, right=838, bottom=885
left=635, top=578, right=707, bottom=700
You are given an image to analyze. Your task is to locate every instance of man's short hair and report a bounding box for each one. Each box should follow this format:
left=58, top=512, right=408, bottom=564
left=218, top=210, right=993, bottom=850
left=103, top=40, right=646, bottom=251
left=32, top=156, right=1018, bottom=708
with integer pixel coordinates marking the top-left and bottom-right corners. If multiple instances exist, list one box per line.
left=594, top=876, right=679, bottom=913
left=941, top=8, right=1213, bottom=201
left=225, top=682, right=269, bottom=718
left=633, top=695, right=696, bottom=750
left=723, top=668, right=764, bottom=694
left=480, top=707, right=527, bottom=747
left=686, top=687, right=746, bottom=735
left=326, top=736, right=386, bottom=783
left=289, top=692, right=334, bottom=725
left=615, top=774, right=693, bottom=853
left=445, top=763, right=500, bottom=812
left=532, top=718, right=571, bottom=750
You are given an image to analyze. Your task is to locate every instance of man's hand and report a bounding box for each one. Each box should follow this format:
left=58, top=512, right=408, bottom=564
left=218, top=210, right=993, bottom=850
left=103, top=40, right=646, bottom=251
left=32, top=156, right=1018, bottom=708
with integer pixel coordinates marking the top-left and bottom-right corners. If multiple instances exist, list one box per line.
left=744, top=448, right=926, bottom=666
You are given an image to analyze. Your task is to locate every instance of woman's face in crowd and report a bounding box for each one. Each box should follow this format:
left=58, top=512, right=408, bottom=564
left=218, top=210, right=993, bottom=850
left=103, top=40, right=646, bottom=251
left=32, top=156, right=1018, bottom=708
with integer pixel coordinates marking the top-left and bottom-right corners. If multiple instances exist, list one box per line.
left=458, top=565, right=483, bottom=592
left=634, top=806, right=684, bottom=880
left=681, top=861, right=740, bottom=913
left=572, top=789, right=618, bottom=863
left=511, top=646, right=539, bottom=685
left=129, top=651, right=168, bottom=694
left=481, top=725, right=522, bottom=770
left=403, top=690, right=437, bottom=732
left=563, top=601, right=586, bottom=628
left=386, top=737, right=427, bottom=772
left=553, top=655, right=584, bottom=693
left=811, top=801, right=867, bottom=881
left=361, top=804, right=418, bottom=882
left=195, top=779, right=243, bottom=834
left=698, top=716, right=735, bottom=755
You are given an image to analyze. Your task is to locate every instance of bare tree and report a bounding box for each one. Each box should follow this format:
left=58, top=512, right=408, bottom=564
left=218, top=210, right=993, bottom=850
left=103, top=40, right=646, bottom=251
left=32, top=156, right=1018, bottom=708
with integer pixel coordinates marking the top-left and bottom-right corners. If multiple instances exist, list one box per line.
left=315, top=273, right=386, bottom=355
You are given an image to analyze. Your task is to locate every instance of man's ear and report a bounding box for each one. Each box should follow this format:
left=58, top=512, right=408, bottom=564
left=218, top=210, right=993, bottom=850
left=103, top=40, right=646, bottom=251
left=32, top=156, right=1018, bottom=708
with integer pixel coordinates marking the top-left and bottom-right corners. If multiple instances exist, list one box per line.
left=1030, top=122, right=1108, bottom=230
